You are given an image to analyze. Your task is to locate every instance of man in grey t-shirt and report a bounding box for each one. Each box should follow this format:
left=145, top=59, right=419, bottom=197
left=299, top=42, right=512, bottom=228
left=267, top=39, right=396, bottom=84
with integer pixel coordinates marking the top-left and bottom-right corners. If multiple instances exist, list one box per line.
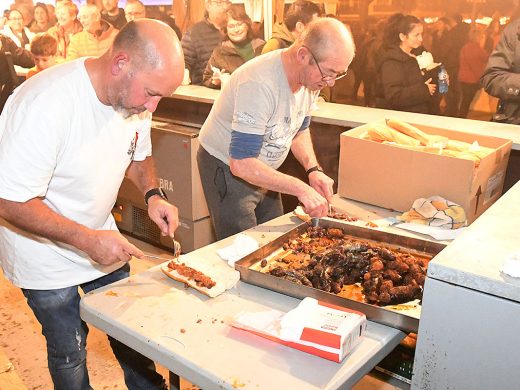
left=197, top=18, right=355, bottom=240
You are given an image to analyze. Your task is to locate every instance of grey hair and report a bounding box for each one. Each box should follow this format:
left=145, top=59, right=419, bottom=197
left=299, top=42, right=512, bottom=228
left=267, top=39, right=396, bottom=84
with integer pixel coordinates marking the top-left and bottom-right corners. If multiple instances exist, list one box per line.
left=300, top=17, right=355, bottom=63
left=112, top=21, right=162, bottom=70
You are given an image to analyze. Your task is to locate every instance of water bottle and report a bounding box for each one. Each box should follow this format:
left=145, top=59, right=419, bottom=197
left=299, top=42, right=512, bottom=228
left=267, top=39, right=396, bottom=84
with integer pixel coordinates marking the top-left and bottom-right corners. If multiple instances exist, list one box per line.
left=438, top=65, right=448, bottom=94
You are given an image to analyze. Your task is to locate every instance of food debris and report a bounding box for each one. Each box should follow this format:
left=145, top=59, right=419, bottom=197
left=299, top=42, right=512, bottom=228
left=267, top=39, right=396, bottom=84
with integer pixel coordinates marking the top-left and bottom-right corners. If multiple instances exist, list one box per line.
left=196, top=319, right=202, bottom=324
left=365, top=221, right=378, bottom=228
left=260, top=259, right=267, bottom=268
left=105, top=291, right=118, bottom=297
left=232, top=378, right=246, bottom=388
left=180, top=328, right=186, bottom=334
left=261, top=234, right=266, bottom=238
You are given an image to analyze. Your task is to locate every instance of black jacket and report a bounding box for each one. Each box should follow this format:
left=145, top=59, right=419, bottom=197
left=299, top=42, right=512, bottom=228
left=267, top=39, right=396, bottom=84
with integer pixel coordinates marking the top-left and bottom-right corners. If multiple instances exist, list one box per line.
left=0, top=34, right=34, bottom=68
left=376, top=45, right=432, bottom=114
left=181, top=18, right=223, bottom=85
left=481, top=18, right=520, bottom=124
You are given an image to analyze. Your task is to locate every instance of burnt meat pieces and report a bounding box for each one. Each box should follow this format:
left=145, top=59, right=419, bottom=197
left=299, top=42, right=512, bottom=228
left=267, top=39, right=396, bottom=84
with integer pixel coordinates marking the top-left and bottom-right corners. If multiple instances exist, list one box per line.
left=268, top=226, right=427, bottom=305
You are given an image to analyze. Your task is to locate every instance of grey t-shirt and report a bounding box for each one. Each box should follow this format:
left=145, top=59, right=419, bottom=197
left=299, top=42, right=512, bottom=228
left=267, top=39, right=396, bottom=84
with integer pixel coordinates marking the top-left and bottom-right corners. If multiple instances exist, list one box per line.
left=198, top=50, right=317, bottom=170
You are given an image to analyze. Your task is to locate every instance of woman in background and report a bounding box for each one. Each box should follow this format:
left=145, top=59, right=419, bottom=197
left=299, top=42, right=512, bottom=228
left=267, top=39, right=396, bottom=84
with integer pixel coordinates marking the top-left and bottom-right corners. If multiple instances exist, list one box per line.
left=202, top=6, right=264, bottom=89
left=3, top=9, right=34, bottom=49
left=47, top=1, right=82, bottom=59
left=458, top=25, right=489, bottom=118
left=376, top=13, right=436, bottom=114
left=30, top=3, right=53, bottom=33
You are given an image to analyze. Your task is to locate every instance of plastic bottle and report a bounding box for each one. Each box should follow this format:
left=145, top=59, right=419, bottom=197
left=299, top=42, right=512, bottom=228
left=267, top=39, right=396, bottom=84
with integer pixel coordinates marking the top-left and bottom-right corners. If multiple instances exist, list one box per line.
left=438, top=65, right=449, bottom=94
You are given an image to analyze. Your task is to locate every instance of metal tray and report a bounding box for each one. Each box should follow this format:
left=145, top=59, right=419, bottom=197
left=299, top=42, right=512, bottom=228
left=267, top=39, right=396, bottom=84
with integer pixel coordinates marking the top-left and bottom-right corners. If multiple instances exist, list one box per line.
left=235, top=218, right=446, bottom=333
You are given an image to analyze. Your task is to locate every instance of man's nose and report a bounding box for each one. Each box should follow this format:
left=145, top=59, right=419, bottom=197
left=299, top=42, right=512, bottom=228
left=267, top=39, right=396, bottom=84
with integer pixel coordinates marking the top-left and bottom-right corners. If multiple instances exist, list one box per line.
left=144, top=96, right=162, bottom=113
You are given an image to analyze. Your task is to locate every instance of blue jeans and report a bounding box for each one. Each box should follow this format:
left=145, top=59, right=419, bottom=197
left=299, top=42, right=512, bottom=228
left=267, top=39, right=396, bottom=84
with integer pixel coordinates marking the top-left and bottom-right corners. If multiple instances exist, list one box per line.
left=22, top=263, right=167, bottom=390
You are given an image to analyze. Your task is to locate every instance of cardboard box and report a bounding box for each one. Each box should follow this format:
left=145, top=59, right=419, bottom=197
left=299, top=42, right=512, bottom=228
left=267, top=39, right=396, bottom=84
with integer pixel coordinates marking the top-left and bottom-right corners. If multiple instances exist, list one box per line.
left=338, top=121, right=512, bottom=223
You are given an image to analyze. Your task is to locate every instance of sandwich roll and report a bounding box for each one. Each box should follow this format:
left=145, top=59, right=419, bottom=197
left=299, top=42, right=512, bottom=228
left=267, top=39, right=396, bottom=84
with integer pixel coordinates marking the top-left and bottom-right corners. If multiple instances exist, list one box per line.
left=386, top=119, right=431, bottom=145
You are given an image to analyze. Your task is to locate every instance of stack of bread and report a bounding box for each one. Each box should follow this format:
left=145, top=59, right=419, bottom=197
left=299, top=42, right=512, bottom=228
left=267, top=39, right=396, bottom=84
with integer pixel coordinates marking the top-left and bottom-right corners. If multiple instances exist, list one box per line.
left=360, top=119, right=493, bottom=167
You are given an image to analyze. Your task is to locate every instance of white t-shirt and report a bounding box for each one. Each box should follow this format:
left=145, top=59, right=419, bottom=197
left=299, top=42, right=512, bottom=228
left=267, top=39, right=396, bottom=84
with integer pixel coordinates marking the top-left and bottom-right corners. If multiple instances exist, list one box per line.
left=0, top=58, right=152, bottom=289
left=198, top=50, right=318, bottom=169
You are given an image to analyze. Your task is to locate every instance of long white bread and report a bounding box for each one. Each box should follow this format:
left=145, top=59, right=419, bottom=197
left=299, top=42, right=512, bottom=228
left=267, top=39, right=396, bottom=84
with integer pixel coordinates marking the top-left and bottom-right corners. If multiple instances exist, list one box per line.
left=161, top=254, right=240, bottom=298
left=386, top=119, right=431, bottom=145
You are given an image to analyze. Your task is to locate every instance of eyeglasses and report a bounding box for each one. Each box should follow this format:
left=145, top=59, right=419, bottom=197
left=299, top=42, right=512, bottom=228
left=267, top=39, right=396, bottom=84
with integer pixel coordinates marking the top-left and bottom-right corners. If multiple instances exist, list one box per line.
left=302, top=45, right=348, bottom=82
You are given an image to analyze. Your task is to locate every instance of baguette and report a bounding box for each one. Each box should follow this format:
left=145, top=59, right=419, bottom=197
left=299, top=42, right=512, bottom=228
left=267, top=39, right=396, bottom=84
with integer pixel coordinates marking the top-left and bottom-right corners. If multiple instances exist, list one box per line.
left=386, top=119, right=431, bottom=145
left=161, top=256, right=240, bottom=298
left=367, top=124, right=421, bottom=146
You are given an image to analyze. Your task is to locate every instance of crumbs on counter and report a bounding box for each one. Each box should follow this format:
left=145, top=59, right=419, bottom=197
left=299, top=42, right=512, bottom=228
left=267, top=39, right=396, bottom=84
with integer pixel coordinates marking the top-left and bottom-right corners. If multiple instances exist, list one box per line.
left=180, top=328, right=186, bottom=333
left=105, top=291, right=118, bottom=297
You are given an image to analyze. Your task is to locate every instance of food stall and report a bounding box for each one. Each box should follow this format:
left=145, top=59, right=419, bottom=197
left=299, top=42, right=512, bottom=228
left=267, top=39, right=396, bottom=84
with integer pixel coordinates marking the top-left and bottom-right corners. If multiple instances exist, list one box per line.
left=81, top=85, right=520, bottom=389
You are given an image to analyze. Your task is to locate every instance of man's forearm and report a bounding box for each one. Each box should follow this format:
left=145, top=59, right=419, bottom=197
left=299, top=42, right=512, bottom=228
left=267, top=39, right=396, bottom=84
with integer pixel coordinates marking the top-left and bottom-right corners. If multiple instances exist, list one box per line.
left=291, top=129, right=319, bottom=171
left=0, top=198, right=92, bottom=252
left=126, top=156, right=158, bottom=195
left=229, top=157, right=308, bottom=197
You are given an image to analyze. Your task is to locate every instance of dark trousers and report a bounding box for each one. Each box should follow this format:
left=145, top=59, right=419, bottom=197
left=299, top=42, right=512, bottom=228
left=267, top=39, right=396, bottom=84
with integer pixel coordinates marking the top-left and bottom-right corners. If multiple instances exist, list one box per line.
left=22, top=263, right=167, bottom=390
left=197, top=146, right=284, bottom=240
left=459, top=82, right=481, bottom=118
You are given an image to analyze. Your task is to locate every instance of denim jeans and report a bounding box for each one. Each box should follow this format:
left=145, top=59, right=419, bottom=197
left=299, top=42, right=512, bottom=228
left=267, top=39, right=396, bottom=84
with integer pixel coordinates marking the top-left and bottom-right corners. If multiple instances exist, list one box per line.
left=22, top=263, right=167, bottom=390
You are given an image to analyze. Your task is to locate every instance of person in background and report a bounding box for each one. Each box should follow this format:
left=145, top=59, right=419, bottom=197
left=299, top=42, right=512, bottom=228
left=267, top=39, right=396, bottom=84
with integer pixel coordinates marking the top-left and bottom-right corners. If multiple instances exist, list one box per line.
left=124, top=0, right=146, bottom=22
left=376, top=13, right=436, bottom=114
left=181, top=0, right=230, bottom=85
left=362, top=18, right=385, bottom=107
left=197, top=18, right=354, bottom=240
left=481, top=17, right=520, bottom=124
left=203, top=6, right=264, bottom=89
left=437, top=14, right=469, bottom=117
left=261, top=0, right=321, bottom=53
left=46, top=3, right=57, bottom=26
left=29, top=2, right=53, bottom=33
left=67, top=4, right=118, bottom=61
left=3, top=9, right=34, bottom=48
left=457, top=25, right=489, bottom=118
left=26, top=32, right=58, bottom=78
left=0, top=33, right=35, bottom=68
left=157, top=8, right=182, bottom=40
left=481, top=17, right=520, bottom=193
left=47, top=1, right=82, bottom=59
left=101, top=0, right=126, bottom=30
left=0, top=19, right=184, bottom=390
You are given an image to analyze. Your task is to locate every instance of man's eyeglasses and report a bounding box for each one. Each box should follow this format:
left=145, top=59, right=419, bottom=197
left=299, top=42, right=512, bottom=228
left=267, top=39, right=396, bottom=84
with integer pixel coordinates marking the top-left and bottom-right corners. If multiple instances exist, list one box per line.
left=302, top=45, right=348, bottom=82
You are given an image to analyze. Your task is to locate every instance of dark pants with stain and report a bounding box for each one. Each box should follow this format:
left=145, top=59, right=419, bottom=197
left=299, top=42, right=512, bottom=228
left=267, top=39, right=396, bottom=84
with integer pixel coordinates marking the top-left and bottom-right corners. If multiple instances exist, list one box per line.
left=197, top=146, right=284, bottom=240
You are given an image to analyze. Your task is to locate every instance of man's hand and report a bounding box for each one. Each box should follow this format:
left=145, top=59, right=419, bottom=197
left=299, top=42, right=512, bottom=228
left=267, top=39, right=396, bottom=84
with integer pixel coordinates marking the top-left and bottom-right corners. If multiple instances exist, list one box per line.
left=298, top=186, right=329, bottom=217
left=83, top=230, right=144, bottom=265
left=308, top=171, right=334, bottom=203
left=147, top=197, right=179, bottom=237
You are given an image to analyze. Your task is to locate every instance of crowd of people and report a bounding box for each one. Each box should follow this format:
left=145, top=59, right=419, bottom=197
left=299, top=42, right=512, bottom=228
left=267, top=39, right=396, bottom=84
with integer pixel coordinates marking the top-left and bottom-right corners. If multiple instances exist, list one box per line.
left=0, top=0, right=180, bottom=79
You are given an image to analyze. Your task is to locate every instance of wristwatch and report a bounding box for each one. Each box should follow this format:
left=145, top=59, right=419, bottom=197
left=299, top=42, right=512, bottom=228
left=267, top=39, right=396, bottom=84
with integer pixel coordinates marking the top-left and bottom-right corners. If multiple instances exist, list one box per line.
left=305, top=165, right=323, bottom=176
left=144, top=187, right=168, bottom=205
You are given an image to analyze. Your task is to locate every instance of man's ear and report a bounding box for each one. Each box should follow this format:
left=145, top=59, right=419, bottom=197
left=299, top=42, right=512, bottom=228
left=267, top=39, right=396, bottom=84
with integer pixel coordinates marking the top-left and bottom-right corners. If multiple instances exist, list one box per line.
left=111, top=53, right=128, bottom=75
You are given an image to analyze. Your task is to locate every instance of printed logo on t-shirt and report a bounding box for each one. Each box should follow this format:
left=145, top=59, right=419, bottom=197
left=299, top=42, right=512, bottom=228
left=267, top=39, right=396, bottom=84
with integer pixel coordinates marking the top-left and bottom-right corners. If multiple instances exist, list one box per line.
left=127, top=132, right=138, bottom=160
left=236, top=111, right=256, bottom=126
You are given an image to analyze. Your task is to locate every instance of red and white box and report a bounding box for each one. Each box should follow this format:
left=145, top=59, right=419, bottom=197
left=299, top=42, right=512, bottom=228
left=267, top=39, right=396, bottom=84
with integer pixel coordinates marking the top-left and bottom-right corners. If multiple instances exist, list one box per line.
left=232, top=297, right=367, bottom=362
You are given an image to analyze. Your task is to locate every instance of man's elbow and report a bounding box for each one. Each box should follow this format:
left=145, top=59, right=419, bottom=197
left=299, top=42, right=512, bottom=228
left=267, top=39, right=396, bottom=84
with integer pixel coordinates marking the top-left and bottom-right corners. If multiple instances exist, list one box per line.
left=229, top=158, right=243, bottom=177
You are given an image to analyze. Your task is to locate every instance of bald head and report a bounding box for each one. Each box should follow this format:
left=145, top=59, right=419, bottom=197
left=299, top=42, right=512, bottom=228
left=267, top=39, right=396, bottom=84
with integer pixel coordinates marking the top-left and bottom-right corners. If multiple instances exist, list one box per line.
left=92, top=19, right=185, bottom=117
left=300, top=17, right=355, bottom=66
left=113, top=19, right=183, bottom=72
